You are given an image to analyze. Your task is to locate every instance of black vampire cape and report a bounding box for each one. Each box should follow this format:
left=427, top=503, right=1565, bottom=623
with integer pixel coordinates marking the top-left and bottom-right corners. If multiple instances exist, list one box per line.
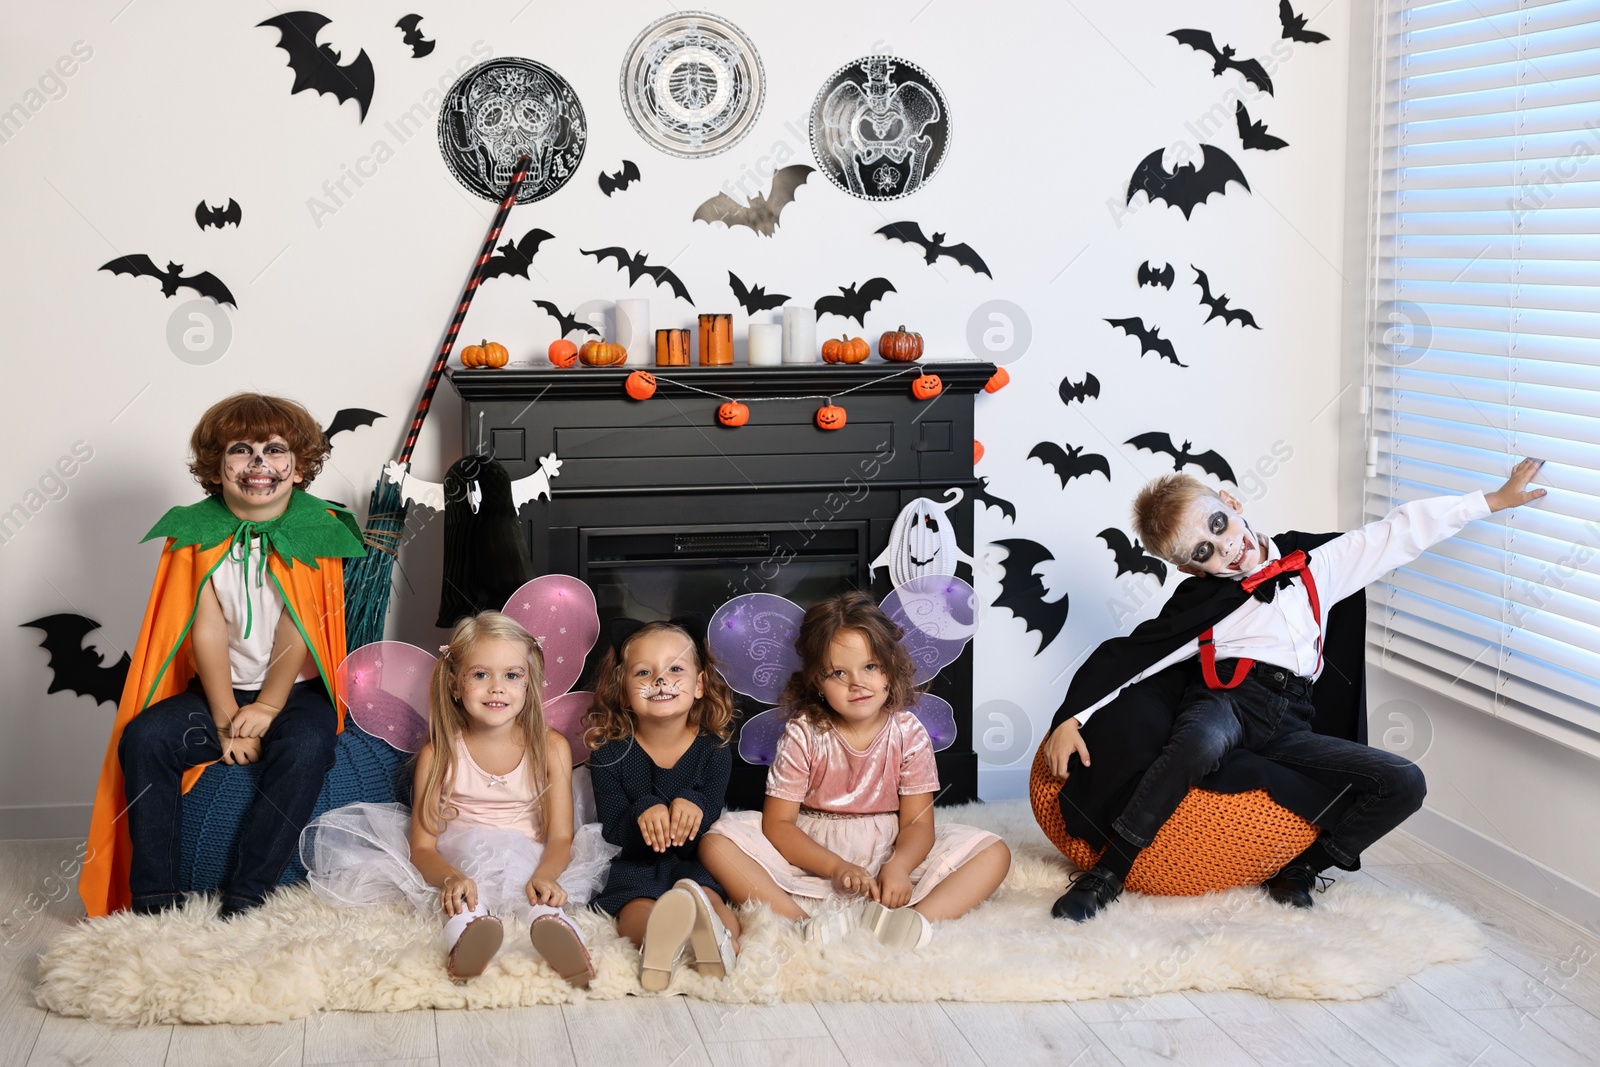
left=1049, top=530, right=1368, bottom=853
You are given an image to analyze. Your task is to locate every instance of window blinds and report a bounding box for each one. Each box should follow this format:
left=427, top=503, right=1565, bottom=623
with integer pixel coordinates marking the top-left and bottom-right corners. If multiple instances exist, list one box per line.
left=1368, top=0, right=1600, bottom=749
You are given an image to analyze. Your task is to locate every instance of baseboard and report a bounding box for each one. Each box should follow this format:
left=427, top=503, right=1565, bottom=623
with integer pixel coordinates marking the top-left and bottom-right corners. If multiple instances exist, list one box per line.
left=1405, top=804, right=1600, bottom=937
left=0, top=803, right=90, bottom=841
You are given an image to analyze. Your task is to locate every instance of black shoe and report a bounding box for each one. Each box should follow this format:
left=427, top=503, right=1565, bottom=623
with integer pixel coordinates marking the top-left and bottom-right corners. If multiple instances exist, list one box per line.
left=1264, top=863, right=1318, bottom=909
left=1052, top=867, right=1124, bottom=923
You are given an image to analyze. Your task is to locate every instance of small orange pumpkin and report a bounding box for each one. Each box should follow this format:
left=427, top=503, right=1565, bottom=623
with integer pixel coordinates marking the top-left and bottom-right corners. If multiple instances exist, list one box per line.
left=973, top=440, right=985, bottom=464
left=815, top=403, right=847, bottom=431
left=984, top=367, right=1010, bottom=393
left=911, top=373, right=943, bottom=400
left=821, top=334, right=870, bottom=364
left=717, top=400, right=750, bottom=427
left=579, top=337, right=627, bottom=366
left=878, top=325, right=923, bottom=362
left=625, top=370, right=657, bottom=400
left=548, top=338, right=579, bottom=368
left=461, top=339, right=510, bottom=368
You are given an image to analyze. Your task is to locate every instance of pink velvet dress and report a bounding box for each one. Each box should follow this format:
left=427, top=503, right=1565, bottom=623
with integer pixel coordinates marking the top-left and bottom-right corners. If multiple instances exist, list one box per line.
left=705, top=710, right=1001, bottom=909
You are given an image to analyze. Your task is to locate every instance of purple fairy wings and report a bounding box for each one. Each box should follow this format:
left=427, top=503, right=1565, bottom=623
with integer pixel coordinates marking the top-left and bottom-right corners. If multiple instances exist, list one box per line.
left=708, top=575, right=979, bottom=764
left=337, top=575, right=601, bottom=762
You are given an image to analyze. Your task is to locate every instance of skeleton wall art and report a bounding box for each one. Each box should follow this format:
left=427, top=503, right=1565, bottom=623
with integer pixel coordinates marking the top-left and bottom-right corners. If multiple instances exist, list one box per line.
left=438, top=57, right=587, bottom=203
left=810, top=56, right=950, bottom=201
left=620, top=11, right=765, bottom=158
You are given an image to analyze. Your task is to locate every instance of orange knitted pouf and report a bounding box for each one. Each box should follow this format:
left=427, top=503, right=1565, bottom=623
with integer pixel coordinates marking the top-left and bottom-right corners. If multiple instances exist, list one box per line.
left=1029, top=746, right=1320, bottom=896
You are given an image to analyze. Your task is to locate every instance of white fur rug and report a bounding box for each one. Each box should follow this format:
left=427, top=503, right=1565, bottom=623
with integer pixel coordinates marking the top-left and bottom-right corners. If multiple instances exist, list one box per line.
left=36, top=801, right=1481, bottom=1025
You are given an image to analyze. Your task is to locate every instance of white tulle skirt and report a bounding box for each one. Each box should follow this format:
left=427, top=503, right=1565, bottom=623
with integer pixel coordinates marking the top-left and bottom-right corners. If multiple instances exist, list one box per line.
left=300, top=799, right=618, bottom=925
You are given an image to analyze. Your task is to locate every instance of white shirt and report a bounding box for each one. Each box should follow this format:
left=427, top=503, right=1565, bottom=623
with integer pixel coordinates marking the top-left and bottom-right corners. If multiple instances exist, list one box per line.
left=1073, top=491, right=1491, bottom=725
left=210, top=536, right=317, bottom=689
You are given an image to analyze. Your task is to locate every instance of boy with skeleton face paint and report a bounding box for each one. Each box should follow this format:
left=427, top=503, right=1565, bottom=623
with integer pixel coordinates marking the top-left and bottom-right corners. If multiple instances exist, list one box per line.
left=80, top=394, right=365, bottom=919
left=1043, top=459, right=1546, bottom=922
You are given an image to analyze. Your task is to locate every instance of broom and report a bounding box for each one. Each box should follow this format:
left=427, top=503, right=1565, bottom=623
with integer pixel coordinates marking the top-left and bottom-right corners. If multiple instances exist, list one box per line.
left=344, top=154, right=534, bottom=650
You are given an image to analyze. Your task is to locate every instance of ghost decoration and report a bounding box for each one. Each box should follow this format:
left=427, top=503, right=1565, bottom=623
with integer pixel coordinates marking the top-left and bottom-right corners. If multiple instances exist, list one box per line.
left=869, top=488, right=976, bottom=586
left=385, top=452, right=562, bottom=513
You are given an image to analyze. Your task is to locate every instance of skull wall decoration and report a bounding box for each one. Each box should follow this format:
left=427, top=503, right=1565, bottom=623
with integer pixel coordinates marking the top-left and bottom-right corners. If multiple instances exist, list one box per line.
left=439, top=58, right=587, bottom=203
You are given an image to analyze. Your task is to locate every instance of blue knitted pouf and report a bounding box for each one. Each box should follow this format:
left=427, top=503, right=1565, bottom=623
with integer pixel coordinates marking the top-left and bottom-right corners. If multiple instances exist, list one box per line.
left=178, top=721, right=411, bottom=893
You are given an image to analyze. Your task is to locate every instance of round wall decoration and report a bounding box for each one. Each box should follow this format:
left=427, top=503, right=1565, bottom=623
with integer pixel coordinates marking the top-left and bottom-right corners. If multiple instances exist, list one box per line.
left=809, top=56, right=950, bottom=201
left=438, top=57, right=586, bottom=203
left=620, top=11, right=765, bottom=158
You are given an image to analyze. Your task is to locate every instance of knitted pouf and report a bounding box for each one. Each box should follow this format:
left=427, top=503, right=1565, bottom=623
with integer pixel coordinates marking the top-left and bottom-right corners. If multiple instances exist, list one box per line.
left=1028, top=746, right=1319, bottom=896
left=179, top=722, right=411, bottom=893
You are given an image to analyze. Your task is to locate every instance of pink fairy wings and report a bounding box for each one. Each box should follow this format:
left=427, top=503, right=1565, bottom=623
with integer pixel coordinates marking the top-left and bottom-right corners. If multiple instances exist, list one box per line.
left=338, top=575, right=601, bottom=762
left=709, top=575, right=978, bottom=764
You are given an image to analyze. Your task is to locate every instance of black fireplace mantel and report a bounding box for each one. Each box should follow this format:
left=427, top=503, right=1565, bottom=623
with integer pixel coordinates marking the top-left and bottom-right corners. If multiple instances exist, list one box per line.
left=449, top=358, right=995, bottom=808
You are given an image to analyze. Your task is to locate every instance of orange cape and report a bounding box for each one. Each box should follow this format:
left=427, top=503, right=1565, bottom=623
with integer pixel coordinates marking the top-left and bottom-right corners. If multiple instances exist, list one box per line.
left=79, top=493, right=362, bottom=917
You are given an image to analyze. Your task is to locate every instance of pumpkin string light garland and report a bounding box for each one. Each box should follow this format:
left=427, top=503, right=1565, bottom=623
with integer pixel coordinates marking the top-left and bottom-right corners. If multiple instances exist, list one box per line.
left=612, top=363, right=933, bottom=428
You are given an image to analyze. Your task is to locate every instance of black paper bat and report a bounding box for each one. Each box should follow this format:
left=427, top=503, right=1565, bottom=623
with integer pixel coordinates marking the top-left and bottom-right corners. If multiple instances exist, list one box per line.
left=1059, top=372, right=1101, bottom=406
left=1280, top=1, right=1330, bottom=43
left=1192, top=266, right=1261, bottom=329
left=100, top=255, right=238, bottom=307
left=1127, top=143, right=1251, bottom=219
left=875, top=221, right=992, bottom=278
left=991, top=538, right=1069, bottom=653
left=481, top=228, right=555, bottom=282
left=692, top=164, right=813, bottom=237
left=815, top=278, right=896, bottom=327
left=1105, top=317, right=1184, bottom=367
left=1236, top=102, right=1289, bottom=152
left=258, top=12, right=375, bottom=122
left=1137, top=261, right=1174, bottom=289
left=322, top=407, right=384, bottom=447
left=1169, top=29, right=1274, bottom=95
left=1127, top=432, right=1238, bottom=484
left=580, top=246, right=693, bottom=304
left=973, top=477, right=1016, bottom=523
left=395, top=14, right=435, bottom=58
left=1098, top=527, right=1169, bottom=584
left=728, top=271, right=789, bottom=315
left=22, top=614, right=130, bottom=707
left=194, top=199, right=241, bottom=230
left=598, top=160, right=641, bottom=197
left=1029, top=442, right=1111, bottom=488
left=532, top=300, right=601, bottom=337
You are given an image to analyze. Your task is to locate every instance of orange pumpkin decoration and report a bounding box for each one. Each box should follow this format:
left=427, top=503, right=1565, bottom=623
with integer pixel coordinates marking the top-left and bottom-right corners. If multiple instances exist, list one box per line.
left=878, top=325, right=923, bottom=362
left=815, top=404, right=847, bottom=431
left=579, top=337, right=627, bottom=366
left=911, top=373, right=943, bottom=401
left=717, top=401, right=750, bottom=427
left=548, top=338, right=579, bottom=368
left=821, top=334, right=870, bottom=364
left=460, top=339, right=509, bottom=369
left=624, top=370, right=657, bottom=400
left=984, top=367, right=1010, bottom=393
left=973, top=440, right=985, bottom=464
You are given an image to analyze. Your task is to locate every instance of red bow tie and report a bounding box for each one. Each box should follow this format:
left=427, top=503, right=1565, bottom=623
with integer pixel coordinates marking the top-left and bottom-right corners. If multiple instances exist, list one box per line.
left=1241, top=549, right=1309, bottom=596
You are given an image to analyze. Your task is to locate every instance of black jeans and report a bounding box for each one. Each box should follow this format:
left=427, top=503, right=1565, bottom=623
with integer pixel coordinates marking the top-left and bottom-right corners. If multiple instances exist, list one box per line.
left=118, top=677, right=337, bottom=912
left=1112, top=662, right=1426, bottom=870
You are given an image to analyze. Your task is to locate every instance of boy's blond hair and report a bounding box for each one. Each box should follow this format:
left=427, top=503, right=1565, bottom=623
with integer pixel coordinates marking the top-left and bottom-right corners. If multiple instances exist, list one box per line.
left=1132, top=473, right=1216, bottom=566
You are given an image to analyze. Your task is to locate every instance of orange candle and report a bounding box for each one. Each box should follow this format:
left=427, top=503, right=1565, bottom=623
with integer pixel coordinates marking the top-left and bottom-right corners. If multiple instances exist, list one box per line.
left=698, top=313, right=733, bottom=366
left=655, top=328, right=690, bottom=367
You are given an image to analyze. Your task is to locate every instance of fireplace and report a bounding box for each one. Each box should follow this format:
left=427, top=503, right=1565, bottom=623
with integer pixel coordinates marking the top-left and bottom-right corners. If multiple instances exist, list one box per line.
left=449, top=361, right=994, bottom=810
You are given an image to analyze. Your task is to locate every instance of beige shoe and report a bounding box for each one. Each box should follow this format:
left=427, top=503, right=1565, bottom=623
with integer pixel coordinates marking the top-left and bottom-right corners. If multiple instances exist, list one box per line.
left=639, top=886, right=697, bottom=992
left=445, top=913, right=504, bottom=979
left=530, top=912, right=595, bottom=989
left=860, top=902, right=932, bottom=950
left=674, top=879, right=737, bottom=979
left=802, top=903, right=863, bottom=945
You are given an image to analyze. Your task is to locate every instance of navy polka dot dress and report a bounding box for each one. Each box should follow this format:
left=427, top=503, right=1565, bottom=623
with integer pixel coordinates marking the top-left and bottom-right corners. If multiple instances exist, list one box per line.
left=588, top=732, right=732, bottom=915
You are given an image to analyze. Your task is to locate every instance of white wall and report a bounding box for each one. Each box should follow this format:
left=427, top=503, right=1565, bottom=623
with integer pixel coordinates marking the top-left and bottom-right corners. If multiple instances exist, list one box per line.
left=0, top=2, right=1354, bottom=833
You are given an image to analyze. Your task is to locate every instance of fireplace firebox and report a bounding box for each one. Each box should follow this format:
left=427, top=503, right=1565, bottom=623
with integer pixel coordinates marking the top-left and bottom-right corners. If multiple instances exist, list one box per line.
left=450, top=361, right=995, bottom=810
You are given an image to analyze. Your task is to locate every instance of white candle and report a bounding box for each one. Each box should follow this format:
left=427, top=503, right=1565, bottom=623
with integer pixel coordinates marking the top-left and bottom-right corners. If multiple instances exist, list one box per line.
left=782, top=305, right=817, bottom=364
left=748, top=323, right=783, bottom=366
left=616, top=298, right=651, bottom=366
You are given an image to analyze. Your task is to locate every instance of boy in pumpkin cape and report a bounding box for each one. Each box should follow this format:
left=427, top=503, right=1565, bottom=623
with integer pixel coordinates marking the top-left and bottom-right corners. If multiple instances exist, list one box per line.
left=1041, top=458, right=1546, bottom=921
left=80, top=394, right=365, bottom=919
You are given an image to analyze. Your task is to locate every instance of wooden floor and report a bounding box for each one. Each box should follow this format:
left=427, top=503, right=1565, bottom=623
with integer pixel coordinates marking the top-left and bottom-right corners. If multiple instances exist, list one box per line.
left=5, top=831, right=1599, bottom=1066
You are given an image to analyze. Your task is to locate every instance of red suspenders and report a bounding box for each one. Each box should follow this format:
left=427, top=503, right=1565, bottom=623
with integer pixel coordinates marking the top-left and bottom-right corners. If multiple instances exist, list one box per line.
left=1198, top=550, right=1322, bottom=690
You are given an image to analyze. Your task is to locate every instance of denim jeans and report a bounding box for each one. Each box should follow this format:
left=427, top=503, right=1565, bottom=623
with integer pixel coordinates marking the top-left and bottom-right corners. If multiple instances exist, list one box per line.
left=118, top=677, right=337, bottom=912
left=1112, top=661, right=1426, bottom=869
